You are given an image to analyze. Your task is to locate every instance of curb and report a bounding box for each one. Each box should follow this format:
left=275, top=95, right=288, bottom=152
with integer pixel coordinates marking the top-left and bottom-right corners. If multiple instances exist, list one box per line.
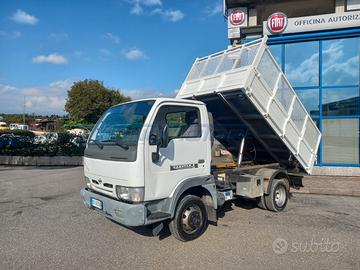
left=0, top=156, right=83, bottom=166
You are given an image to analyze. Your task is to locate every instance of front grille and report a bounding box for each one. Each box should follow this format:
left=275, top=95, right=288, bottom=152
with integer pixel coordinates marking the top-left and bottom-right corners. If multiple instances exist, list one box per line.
left=103, top=183, right=113, bottom=188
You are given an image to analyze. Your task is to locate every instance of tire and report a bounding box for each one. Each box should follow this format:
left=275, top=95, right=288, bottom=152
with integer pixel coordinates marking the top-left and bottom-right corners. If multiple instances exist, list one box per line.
left=264, top=178, right=289, bottom=212
left=169, top=195, right=208, bottom=241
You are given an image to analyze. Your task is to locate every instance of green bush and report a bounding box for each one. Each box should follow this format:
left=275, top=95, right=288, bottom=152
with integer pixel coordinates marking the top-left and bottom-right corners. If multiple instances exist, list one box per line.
left=0, top=129, right=35, bottom=138
left=0, top=132, right=86, bottom=156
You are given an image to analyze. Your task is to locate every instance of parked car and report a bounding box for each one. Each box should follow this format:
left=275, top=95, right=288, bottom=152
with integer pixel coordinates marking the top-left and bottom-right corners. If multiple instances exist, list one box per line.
left=9, top=123, right=19, bottom=130
left=0, top=122, right=9, bottom=131
left=18, top=124, right=29, bottom=130
left=0, top=134, right=15, bottom=149
left=9, top=123, right=29, bottom=130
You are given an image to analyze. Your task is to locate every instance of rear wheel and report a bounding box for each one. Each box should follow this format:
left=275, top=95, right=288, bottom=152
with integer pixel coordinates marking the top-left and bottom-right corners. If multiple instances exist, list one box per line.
left=264, top=178, right=289, bottom=212
left=169, top=195, right=208, bottom=241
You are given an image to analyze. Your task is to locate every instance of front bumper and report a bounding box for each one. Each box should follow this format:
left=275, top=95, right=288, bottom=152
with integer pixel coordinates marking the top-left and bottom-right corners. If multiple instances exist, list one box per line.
left=80, top=188, right=146, bottom=227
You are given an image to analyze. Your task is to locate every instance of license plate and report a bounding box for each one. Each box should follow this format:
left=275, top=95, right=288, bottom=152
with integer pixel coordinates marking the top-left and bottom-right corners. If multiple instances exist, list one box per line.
left=90, top=197, right=103, bottom=210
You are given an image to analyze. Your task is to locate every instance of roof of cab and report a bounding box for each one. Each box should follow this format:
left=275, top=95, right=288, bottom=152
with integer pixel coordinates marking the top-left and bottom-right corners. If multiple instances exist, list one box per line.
left=112, top=97, right=205, bottom=108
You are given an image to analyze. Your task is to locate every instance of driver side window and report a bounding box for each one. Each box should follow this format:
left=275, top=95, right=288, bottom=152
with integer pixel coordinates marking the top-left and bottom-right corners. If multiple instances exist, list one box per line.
left=150, top=105, right=201, bottom=145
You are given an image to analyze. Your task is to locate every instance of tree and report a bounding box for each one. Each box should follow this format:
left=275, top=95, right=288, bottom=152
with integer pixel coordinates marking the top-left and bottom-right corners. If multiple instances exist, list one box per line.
left=65, top=80, right=131, bottom=124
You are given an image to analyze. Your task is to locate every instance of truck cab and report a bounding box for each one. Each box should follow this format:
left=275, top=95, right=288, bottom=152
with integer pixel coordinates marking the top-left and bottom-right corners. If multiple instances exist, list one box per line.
left=81, top=98, right=216, bottom=241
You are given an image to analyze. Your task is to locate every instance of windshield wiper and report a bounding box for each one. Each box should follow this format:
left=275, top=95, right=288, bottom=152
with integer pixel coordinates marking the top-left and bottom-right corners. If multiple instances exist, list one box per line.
left=88, top=139, right=103, bottom=149
left=115, top=141, right=129, bottom=150
left=101, top=139, right=129, bottom=150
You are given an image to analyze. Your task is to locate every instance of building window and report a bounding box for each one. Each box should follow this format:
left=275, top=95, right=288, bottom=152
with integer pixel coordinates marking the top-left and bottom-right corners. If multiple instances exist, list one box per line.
left=322, top=87, right=359, bottom=116
left=285, top=41, right=319, bottom=87
left=322, top=38, right=359, bottom=86
left=268, top=35, right=360, bottom=166
left=347, top=0, right=360, bottom=11
left=269, top=44, right=282, bottom=67
left=295, top=88, right=320, bottom=116
left=322, top=119, right=359, bottom=164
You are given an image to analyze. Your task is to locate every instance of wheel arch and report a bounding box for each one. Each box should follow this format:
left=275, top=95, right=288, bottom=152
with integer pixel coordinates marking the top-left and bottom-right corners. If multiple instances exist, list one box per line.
left=169, top=176, right=217, bottom=221
left=255, top=168, right=291, bottom=194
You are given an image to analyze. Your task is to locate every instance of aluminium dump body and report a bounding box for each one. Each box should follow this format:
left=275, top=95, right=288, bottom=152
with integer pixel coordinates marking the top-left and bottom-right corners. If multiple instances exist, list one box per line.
left=176, top=36, right=321, bottom=174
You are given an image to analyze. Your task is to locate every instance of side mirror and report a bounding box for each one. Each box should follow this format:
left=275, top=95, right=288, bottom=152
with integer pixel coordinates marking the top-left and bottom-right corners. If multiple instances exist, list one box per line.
left=161, top=125, right=168, bottom=148
left=150, top=125, right=168, bottom=163
left=149, top=134, right=158, bottom=145
left=150, top=134, right=160, bottom=163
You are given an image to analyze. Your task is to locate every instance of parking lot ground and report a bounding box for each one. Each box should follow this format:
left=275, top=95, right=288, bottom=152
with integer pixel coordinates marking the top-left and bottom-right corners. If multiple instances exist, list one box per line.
left=0, top=166, right=360, bottom=270
left=292, top=175, right=360, bottom=197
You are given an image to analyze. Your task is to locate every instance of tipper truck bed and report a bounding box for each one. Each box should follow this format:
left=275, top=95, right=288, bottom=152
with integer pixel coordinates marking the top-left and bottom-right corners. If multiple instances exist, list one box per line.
left=81, top=36, right=321, bottom=241
left=177, top=36, right=320, bottom=174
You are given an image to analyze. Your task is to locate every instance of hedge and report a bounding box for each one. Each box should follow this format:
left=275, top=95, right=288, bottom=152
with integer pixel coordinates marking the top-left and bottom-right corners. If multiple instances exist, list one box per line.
left=0, top=129, right=35, bottom=138
left=0, top=131, right=86, bottom=156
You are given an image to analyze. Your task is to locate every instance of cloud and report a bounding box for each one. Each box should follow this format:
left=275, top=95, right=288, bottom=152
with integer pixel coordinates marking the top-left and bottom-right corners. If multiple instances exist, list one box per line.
left=142, top=0, right=162, bottom=5
left=74, top=51, right=85, bottom=57
left=0, top=84, right=17, bottom=95
left=49, top=79, right=73, bottom=90
left=12, top=31, right=21, bottom=38
left=127, top=0, right=183, bottom=22
left=0, top=30, right=21, bottom=39
left=125, top=48, right=145, bottom=60
left=99, top=48, right=111, bottom=56
left=49, top=32, right=69, bottom=41
left=131, top=3, right=144, bottom=15
left=32, top=53, right=68, bottom=64
left=24, top=96, right=65, bottom=113
left=129, top=0, right=162, bottom=14
left=204, top=1, right=223, bottom=16
left=0, top=80, right=73, bottom=115
left=11, top=9, right=39, bottom=25
left=152, top=9, right=184, bottom=22
left=204, top=2, right=223, bottom=16
left=105, top=32, right=120, bottom=44
left=128, top=0, right=162, bottom=7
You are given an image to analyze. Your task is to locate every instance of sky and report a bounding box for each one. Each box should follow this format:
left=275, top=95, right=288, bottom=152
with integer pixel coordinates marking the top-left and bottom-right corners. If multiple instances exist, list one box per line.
left=0, top=0, right=227, bottom=115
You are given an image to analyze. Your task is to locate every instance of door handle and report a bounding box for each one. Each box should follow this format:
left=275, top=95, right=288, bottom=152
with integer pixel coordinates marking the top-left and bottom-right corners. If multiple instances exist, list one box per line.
left=198, top=159, right=205, bottom=164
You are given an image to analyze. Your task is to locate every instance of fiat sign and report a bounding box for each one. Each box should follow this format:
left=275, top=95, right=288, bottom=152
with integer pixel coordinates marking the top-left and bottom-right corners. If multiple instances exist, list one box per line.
left=227, top=7, right=248, bottom=39
left=267, top=12, right=288, bottom=34
left=230, top=9, right=245, bottom=25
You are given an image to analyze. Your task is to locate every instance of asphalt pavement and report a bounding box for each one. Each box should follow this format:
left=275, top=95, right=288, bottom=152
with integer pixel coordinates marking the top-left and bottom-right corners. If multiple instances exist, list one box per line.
left=0, top=166, right=359, bottom=270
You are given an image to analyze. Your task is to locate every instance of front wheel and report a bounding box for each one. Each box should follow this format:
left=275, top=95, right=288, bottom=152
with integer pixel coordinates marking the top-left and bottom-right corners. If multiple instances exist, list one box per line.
left=264, top=178, right=289, bottom=212
left=169, top=195, right=208, bottom=241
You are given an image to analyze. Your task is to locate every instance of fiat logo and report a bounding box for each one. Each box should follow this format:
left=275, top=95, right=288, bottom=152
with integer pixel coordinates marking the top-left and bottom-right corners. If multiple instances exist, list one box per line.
left=230, top=9, right=245, bottom=25
left=267, top=12, right=288, bottom=34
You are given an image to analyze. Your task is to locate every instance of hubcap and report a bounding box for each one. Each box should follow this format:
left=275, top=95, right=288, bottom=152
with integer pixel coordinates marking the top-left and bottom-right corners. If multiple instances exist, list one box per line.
left=274, top=185, right=286, bottom=207
left=181, top=204, right=203, bottom=234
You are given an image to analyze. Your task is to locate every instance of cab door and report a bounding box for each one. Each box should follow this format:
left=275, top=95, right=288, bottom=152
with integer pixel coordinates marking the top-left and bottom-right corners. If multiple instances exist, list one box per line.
left=144, top=103, right=211, bottom=201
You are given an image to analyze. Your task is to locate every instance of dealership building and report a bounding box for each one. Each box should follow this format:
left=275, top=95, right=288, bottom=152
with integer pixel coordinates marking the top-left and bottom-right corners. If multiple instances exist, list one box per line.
left=224, top=0, right=360, bottom=174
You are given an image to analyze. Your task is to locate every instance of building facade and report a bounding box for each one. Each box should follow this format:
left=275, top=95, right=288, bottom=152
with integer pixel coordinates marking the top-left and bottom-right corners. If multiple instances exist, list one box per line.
left=224, top=0, right=360, bottom=172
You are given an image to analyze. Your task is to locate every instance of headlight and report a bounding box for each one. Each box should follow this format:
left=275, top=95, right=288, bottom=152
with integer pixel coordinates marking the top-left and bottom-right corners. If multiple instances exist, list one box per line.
left=116, top=186, right=144, bottom=203
left=84, top=176, right=91, bottom=187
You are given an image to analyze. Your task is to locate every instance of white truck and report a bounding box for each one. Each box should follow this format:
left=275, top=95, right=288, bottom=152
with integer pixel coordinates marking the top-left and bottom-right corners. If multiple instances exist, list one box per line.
left=80, top=37, right=321, bottom=241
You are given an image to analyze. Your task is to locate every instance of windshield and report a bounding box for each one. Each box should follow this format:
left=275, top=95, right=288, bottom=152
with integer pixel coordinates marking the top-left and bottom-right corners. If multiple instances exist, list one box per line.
left=85, top=100, right=155, bottom=161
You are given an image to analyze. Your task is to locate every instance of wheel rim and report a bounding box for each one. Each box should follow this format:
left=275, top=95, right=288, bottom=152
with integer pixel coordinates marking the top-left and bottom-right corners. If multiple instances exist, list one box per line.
left=274, top=185, right=287, bottom=208
left=181, top=204, right=203, bottom=234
